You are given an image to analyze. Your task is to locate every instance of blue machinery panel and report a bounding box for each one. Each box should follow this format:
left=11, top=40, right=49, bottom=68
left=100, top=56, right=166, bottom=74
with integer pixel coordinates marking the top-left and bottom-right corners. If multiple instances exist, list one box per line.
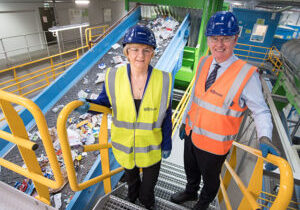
left=233, top=8, right=281, bottom=62
left=0, top=5, right=190, bottom=209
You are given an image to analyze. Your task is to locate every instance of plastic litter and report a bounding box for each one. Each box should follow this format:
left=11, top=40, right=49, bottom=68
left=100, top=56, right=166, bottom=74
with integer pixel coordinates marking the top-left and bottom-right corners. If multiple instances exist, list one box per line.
left=52, top=105, right=65, bottom=113
left=67, top=128, right=82, bottom=147
left=77, top=90, right=88, bottom=99
left=95, top=73, right=105, bottom=84
left=83, top=77, right=88, bottom=85
left=53, top=193, right=62, bottom=209
left=98, top=63, right=106, bottom=69
left=112, top=56, right=123, bottom=64
left=90, top=93, right=98, bottom=100
left=111, top=43, right=121, bottom=49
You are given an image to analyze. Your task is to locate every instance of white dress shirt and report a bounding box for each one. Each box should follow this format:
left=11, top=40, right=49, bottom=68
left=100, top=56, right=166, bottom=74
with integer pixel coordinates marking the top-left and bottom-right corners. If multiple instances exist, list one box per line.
left=182, top=54, right=273, bottom=139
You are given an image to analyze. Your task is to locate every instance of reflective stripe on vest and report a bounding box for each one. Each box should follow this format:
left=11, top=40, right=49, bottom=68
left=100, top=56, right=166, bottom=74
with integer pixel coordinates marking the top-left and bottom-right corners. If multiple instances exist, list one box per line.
left=107, top=67, right=170, bottom=130
left=187, top=115, right=237, bottom=142
left=192, top=96, right=243, bottom=118
left=112, top=142, right=161, bottom=154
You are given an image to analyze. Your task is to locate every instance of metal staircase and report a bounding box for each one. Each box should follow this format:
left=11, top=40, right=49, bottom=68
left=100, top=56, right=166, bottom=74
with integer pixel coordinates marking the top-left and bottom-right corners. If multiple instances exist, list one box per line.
left=92, top=160, right=220, bottom=210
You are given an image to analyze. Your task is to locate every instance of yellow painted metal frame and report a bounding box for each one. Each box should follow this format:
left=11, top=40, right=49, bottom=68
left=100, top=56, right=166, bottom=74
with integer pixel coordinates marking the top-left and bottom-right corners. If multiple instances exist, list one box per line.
left=85, top=25, right=109, bottom=47
left=234, top=43, right=271, bottom=65
left=218, top=142, right=293, bottom=210
left=268, top=46, right=282, bottom=75
left=57, top=100, right=123, bottom=193
left=0, top=46, right=88, bottom=98
left=0, top=90, right=64, bottom=204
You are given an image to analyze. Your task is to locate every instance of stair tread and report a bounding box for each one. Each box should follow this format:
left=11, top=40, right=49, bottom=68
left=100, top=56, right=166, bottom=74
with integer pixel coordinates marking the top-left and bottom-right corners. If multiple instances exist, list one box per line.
left=104, top=195, right=145, bottom=210
left=94, top=161, right=220, bottom=210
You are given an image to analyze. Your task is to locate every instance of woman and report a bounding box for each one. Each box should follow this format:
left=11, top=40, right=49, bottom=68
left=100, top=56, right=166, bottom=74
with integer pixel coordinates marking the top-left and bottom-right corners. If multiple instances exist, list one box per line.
left=76, top=24, right=172, bottom=209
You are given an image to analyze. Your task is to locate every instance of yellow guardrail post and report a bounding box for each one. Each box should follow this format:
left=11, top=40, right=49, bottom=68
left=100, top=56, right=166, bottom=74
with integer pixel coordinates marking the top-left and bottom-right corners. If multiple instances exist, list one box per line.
left=50, top=57, right=55, bottom=81
left=0, top=90, right=64, bottom=205
left=57, top=100, right=123, bottom=192
left=76, top=49, right=80, bottom=60
left=98, top=105, right=112, bottom=193
left=13, top=68, right=22, bottom=95
left=218, top=145, right=237, bottom=203
left=89, top=28, right=92, bottom=43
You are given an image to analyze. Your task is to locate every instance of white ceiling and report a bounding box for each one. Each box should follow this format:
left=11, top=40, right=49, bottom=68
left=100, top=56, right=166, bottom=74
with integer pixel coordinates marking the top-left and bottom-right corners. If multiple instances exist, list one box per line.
left=225, top=0, right=300, bottom=9
left=1, top=0, right=300, bottom=10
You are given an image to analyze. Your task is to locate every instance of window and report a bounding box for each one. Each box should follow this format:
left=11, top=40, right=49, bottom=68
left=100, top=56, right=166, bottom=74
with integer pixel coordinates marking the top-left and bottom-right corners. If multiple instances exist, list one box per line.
left=103, top=8, right=112, bottom=23
left=250, top=24, right=268, bottom=43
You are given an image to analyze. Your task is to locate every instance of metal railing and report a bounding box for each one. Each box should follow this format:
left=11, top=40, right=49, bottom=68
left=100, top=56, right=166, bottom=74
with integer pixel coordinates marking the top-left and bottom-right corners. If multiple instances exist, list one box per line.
left=0, top=80, right=295, bottom=208
left=0, top=31, right=54, bottom=67
left=0, top=45, right=88, bottom=99
left=57, top=100, right=124, bottom=193
left=219, top=142, right=293, bottom=210
left=85, top=25, right=109, bottom=47
left=0, top=90, right=64, bottom=205
left=234, top=43, right=270, bottom=65
left=268, top=46, right=283, bottom=75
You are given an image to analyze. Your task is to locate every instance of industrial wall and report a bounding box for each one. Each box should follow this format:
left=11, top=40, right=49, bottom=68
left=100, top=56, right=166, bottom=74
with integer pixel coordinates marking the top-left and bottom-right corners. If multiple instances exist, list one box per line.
left=0, top=0, right=125, bottom=60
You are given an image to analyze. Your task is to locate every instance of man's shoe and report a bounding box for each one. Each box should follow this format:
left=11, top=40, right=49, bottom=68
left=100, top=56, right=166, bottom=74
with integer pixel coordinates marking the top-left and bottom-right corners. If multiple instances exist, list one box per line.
left=192, top=202, right=209, bottom=210
left=145, top=204, right=156, bottom=210
left=170, top=191, right=198, bottom=204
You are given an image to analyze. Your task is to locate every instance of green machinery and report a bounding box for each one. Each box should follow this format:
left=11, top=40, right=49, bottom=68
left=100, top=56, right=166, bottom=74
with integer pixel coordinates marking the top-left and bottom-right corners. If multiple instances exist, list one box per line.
left=125, top=0, right=229, bottom=90
left=272, top=39, right=300, bottom=146
left=272, top=39, right=300, bottom=115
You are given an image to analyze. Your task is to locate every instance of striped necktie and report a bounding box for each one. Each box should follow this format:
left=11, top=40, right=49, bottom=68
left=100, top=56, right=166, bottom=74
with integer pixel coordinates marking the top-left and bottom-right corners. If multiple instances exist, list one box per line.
left=205, top=64, right=221, bottom=91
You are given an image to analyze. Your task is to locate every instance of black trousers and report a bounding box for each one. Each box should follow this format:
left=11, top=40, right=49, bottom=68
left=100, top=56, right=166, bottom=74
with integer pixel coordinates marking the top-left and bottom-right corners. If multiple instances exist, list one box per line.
left=124, top=161, right=161, bottom=208
left=184, top=134, right=228, bottom=207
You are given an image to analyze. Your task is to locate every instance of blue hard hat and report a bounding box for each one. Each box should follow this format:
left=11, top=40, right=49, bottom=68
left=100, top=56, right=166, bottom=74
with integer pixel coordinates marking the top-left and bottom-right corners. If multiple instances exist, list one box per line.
left=122, top=24, right=156, bottom=49
left=205, top=11, right=240, bottom=36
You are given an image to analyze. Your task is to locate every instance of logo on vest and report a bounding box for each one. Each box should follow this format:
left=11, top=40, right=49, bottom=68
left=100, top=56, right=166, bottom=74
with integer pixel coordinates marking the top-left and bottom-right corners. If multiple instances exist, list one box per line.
left=210, top=89, right=223, bottom=97
left=144, top=107, right=157, bottom=111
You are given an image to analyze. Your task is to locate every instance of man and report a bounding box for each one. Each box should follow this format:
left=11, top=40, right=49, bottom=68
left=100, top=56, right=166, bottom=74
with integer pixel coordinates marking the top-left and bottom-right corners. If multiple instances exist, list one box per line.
left=170, top=11, right=280, bottom=210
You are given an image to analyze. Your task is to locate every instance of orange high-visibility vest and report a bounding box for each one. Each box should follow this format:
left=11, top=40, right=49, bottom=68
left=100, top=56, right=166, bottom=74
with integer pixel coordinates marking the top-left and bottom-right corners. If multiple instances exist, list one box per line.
left=185, top=56, right=257, bottom=155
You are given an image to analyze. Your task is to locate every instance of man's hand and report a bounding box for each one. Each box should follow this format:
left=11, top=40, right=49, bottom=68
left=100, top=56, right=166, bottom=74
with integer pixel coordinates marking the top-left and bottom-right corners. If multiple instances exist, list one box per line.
left=74, top=98, right=90, bottom=114
left=259, top=136, right=281, bottom=171
left=179, top=123, right=186, bottom=140
left=162, top=150, right=171, bottom=159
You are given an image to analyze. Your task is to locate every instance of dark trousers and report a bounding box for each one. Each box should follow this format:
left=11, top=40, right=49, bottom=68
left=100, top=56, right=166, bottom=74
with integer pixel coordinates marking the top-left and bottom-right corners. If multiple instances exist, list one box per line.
left=184, top=134, right=228, bottom=207
left=124, top=161, right=161, bottom=208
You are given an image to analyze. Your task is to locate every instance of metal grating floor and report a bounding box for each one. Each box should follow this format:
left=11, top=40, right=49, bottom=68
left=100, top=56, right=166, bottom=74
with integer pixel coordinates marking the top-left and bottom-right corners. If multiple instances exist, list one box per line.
left=93, top=160, right=219, bottom=210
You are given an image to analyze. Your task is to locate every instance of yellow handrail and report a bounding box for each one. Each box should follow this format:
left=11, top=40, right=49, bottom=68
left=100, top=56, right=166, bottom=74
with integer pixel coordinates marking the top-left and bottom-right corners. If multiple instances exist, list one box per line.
left=234, top=43, right=271, bottom=65
left=57, top=100, right=124, bottom=193
left=222, top=142, right=294, bottom=210
left=268, top=46, right=282, bottom=75
left=0, top=90, right=64, bottom=205
left=0, top=46, right=88, bottom=98
left=171, top=75, right=195, bottom=136
left=85, top=24, right=109, bottom=47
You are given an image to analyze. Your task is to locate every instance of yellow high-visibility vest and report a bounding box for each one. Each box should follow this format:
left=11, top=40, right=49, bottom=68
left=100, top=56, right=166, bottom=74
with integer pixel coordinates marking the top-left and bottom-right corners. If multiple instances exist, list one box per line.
left=105, top=65, right=172, bottom=169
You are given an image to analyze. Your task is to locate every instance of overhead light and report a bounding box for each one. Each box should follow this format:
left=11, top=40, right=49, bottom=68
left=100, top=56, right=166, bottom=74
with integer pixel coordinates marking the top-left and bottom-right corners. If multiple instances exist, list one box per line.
left=232, top=2, right=243, bottom=6
left=75, top=0, right=90, bottom=5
